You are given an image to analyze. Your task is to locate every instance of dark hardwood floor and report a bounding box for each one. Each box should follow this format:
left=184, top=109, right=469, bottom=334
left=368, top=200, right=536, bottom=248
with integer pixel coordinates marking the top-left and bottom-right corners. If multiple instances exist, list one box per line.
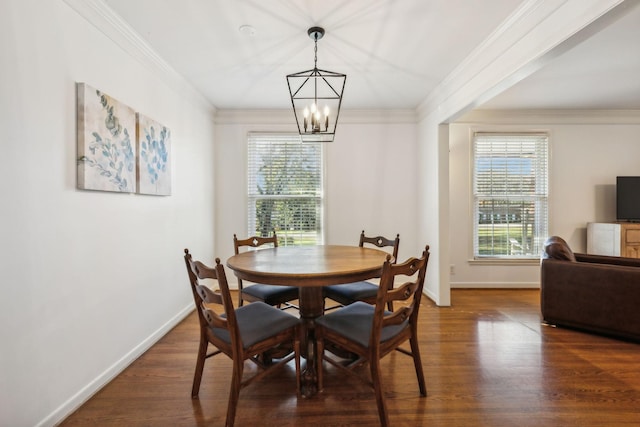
left=60, top=290, right=640, bottom=426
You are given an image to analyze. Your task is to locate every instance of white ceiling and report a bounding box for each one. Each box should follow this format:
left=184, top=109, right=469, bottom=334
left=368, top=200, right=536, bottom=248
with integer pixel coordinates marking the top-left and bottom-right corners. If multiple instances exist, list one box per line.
left=103, top=0, right=640, bottom=112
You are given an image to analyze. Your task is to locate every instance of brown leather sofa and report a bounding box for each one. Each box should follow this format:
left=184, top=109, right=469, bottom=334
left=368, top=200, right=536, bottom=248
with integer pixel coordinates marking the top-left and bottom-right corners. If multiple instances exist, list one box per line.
left=540, top=236, right=640, bottom=342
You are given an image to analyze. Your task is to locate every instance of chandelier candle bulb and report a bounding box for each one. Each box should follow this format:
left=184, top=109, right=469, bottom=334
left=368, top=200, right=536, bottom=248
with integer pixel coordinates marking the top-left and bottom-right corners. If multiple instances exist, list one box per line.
left=324, top=106, right=329, bottom=130
left=303, top=108, right=309, bottom=132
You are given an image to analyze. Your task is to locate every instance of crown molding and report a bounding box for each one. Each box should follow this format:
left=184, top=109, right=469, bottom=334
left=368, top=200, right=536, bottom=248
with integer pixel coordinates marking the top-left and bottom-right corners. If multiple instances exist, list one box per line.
left=63, top=0, right=215, bottom=113
left=456, top=109, right=640, bottom=124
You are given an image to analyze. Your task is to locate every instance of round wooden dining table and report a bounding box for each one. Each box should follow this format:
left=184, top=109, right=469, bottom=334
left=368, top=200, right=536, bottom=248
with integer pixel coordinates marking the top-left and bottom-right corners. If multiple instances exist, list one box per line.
left=226, top=244, right=390, bottom=397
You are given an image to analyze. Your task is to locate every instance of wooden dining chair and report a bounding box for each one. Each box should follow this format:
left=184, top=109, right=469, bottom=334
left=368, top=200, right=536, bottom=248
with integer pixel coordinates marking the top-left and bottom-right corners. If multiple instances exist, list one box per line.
left=323, top=231, right=400, bottom=311
left=183, top=249, right=301, bottom=427
left=234, top=232, right=300, bottom=310
left=316, top=246, right=430, bottom=427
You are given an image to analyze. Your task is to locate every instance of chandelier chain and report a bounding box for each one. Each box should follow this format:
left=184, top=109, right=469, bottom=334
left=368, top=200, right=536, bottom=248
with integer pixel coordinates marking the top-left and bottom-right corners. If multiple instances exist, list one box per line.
left=314, top=39, right=318, bottom=69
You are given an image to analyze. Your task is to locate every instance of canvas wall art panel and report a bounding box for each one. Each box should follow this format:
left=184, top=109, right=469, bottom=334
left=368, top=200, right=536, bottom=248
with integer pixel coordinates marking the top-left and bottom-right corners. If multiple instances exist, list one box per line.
left=77, top=83, right=136, bottom=193
left=136, top=114, right=172, bottom=196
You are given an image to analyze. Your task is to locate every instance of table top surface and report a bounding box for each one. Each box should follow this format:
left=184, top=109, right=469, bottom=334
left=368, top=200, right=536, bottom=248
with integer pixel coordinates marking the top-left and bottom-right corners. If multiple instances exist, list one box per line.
left=226, top=244, right=391, bottom=287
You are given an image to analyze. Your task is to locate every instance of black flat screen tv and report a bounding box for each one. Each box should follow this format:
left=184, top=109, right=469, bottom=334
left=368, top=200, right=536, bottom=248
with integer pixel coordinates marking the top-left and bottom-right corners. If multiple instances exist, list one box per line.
left=616, top=176, right=640, bottom=222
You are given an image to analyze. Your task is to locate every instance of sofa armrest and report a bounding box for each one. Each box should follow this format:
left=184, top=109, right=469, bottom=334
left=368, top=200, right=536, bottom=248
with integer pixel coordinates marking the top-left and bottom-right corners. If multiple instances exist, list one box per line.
left=541, top=258, right=640, bottom=342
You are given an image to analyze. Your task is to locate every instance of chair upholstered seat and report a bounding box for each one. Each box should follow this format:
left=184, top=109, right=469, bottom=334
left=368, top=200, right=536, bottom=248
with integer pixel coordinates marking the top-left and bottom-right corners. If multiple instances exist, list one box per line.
left=323, top=281, right=378, bottom=304
left=241, top=284, right=299, bottom=307
left=213, top=301, right=300, bottom=348
left=316, top=301, right=405, bottom=348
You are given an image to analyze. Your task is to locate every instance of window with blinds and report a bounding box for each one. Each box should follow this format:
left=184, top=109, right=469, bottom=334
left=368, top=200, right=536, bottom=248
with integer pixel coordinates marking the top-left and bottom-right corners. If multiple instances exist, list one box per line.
left=247, top=133, right=324, bottom=246
left=473, top=133, right=549, bottom=258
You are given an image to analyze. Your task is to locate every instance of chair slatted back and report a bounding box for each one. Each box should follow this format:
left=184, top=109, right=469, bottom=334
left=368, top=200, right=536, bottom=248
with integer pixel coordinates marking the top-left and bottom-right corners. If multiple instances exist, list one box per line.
left=371, top=246, right=430, bottom=346
left=184, top=250, right=239, bottom=352
left=233, top=232, right=279, bottom=298
left=234, top=232, right=279, bottom=254
left=359, top=230, right=400, bottom=263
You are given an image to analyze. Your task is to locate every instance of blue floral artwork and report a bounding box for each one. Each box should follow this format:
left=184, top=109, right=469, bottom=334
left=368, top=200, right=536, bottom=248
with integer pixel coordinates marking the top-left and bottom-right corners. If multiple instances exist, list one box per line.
left=136, top=113, right=171, bottom=196
left=77, top=83, right=136, bottom=193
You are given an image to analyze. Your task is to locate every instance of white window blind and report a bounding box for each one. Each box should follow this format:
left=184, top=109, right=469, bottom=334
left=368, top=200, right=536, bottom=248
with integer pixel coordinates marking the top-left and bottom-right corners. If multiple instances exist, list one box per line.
left=473, top=133, right=549, bottom=258
left=247, top=133, right=324, bottom=246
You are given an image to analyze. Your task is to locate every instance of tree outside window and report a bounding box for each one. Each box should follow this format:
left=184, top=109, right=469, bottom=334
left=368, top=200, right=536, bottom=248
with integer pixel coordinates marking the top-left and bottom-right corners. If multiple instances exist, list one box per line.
left=248, top=133, right=323, bottom=246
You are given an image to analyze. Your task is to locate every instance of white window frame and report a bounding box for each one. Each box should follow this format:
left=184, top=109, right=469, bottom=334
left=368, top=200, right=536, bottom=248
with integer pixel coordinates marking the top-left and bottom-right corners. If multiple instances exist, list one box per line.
left=247, top=132, right=324, bottom=246
left=472, top=132, right=549, bottom=259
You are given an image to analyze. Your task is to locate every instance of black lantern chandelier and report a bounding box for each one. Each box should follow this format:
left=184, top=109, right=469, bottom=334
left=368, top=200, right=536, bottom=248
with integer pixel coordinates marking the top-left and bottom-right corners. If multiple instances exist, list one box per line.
left=287, top=27, right=346, bottom=143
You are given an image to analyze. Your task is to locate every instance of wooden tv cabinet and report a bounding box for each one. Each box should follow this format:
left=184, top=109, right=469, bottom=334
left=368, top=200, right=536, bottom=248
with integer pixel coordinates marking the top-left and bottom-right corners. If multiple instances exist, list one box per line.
left=587, top=222, right=640, bottom=258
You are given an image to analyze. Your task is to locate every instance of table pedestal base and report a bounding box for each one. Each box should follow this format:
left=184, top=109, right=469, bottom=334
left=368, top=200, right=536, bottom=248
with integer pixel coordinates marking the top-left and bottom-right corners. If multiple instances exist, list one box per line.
left=298, top=286, right=324, bottom=398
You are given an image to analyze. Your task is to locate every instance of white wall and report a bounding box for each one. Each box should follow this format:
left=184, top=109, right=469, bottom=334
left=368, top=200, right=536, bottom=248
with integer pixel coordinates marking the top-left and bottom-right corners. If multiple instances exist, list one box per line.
left=449, top=110, right=640, bottom=287
left=414, top=118, right=451, bottom=305
left=0, top=1, right=216, bottom=426
left=214, top=110, right=420, bottom=274
left=325, top=115, right=419, bottom=259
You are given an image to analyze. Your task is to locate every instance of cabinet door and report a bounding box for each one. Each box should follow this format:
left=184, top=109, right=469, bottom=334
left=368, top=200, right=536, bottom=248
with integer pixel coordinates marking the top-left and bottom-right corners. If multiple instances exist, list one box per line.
left=587, top=223, right=621, bottom=256
left=623, top=227, right=640, bottom=258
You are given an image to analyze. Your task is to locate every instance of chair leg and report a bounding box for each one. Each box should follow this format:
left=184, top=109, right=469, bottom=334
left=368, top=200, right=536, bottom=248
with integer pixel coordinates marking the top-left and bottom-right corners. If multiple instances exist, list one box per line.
left=294, top=330, right=301, bottom=395
left=409, top=335, right=427, bottom=396
left=191, top=337, right=208, bottom=398
left=316, top=328, right=324, bottom=392
left=226, top=358, right=244, bottom=427
left=370, top=357, right=390, bottom=427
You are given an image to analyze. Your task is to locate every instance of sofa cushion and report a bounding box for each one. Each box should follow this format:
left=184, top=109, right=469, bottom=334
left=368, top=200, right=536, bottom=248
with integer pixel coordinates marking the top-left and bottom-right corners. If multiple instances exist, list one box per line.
left=542, top=236, right=576, bottom=261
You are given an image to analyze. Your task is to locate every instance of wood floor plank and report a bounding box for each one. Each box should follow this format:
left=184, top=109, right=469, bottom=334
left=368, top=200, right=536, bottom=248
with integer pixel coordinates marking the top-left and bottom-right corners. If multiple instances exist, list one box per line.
left=60, top=290, right=640, bottom=426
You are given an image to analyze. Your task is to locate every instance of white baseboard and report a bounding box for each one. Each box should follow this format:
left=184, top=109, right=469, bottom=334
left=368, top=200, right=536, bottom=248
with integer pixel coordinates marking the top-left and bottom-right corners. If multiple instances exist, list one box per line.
left=423, top=288, right=444, bottom=306
left=41, top=303, right=194, bottom=427
left=451, top=281, right=540, bottom=289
